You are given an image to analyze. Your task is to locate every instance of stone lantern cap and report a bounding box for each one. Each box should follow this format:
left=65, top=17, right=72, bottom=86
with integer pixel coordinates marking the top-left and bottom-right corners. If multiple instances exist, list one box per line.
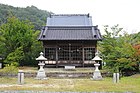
left=92, top=55, right=102, bottom=61
left=92, top=51, right=102, bottom=61
left=36, top=52, right=47, bottom=61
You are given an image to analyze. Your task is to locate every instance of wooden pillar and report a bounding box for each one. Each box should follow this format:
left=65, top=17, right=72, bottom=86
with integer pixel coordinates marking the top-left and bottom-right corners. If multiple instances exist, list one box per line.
left=69, top=43, right=72, bottom=64
left=43, top=46, right=46, bottom=59
left=43, top=46, right=47, bottom=67
left=95, top=41, right=97, bottom=54
left=56, top=45, right=58, bottom=68
left=82, top=44, right=85, bottom=67
left=43, top=42, right=46, bottom=57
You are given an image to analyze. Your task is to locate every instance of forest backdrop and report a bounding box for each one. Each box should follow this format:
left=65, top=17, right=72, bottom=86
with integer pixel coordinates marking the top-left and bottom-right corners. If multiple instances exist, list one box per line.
left=0, top=4, right=51, bottom=66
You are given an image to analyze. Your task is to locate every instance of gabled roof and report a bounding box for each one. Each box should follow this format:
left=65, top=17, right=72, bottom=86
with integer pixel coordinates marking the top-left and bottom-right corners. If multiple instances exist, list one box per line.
left=38, top=26, right=102, bottom=40
left=38, top=14, right=102, bottom=41
left=47, top=14, right=92, bottom=26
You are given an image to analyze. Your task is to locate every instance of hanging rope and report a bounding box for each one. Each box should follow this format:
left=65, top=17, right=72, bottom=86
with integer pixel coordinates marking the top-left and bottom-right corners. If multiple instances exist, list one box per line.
left=58, top=46, right=82, bottom=52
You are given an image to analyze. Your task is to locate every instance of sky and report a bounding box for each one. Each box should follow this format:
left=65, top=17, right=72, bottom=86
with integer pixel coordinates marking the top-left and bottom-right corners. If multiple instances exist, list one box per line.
left=0, top=0, right=140, bottom=34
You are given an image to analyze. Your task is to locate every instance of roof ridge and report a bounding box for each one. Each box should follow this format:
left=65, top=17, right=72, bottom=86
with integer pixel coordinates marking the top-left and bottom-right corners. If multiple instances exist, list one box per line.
left=46, top=26, right=93, bottom=27
left=50, top=13, right=90, bottom=17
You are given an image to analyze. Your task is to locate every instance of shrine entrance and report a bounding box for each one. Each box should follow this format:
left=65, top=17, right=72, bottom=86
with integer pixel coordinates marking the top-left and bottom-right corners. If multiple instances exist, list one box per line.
left=58, top=44, right=82, bottom=65
left=44, top=41, right=96, bottom=67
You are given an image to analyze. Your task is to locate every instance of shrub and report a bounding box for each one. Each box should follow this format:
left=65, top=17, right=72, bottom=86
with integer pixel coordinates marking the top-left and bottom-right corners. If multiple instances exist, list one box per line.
left=0, top=64, right=18, bottom=74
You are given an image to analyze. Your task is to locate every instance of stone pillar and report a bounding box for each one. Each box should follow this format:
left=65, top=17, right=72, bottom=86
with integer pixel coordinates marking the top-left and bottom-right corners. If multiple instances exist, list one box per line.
left=0, top=57, right=2, bottom=69
left=113, top=73, right=119, bottom=83
left=18, top=70, right=24, bottom=84
left=0, top=63, right=2, bottom=69
left=93, top=63, right=102, bottom=80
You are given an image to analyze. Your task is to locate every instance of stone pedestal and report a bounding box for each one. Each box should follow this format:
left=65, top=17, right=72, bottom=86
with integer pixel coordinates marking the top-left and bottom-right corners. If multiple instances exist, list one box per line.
left=36, top=62, right=47, bottom=79
left=18, top=70, right=24, bottom=84
left=0, top=63, right=2, bottom=69
left=0, top=57, right=2, bottom=69
left=113, top=73, right=119, bottom=83
left=93, top=63, right=102, bottom=80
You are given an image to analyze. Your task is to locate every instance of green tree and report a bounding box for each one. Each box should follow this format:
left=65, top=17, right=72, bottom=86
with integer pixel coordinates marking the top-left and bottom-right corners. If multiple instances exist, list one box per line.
left=99, top=24, right=138, bottom=75
left=4, top=47, right=24, bottom=66
left=0, top=16, right=42, bottom=66
left=0, top=4, right=52, bottom=30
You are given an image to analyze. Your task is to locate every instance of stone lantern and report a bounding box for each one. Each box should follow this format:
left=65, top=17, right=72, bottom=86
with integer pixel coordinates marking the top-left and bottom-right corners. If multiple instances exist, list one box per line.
left=36, top=52, right=47, bottom=79
left=92, top=51, right=103, bottom=80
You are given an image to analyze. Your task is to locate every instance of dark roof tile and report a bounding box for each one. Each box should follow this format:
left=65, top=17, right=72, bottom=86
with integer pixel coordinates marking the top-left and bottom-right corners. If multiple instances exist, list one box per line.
left=38, top=14, right=102, bottom=41
left=38, top=26, right=102, bottom=40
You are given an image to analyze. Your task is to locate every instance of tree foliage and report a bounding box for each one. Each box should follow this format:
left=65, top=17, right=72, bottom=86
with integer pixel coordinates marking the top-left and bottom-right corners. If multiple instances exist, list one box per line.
left=0, top=17, right=42, bottom=66
left=0, top=4, right=52, bottom=30
left=4, top=47, right=24, bottom=66
left=0, top=4, right=47, bottom=66
left=99, top=24, right=139, bottom=74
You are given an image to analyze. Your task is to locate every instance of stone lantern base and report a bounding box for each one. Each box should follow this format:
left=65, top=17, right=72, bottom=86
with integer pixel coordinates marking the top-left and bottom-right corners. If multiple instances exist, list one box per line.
left=36, top=70, right=47, bottom=80
left=35, top=62, right=47, bottom=80
left=93, top=70, right=102, bottom=80
left=92, top=63, right=103, bottom=80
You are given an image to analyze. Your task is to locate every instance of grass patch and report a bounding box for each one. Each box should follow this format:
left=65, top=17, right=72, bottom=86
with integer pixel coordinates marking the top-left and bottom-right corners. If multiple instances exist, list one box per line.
left=0, top=65, right=18, bottom=74
left=18, top=66, right=38, bottom=72
left=0, top=74, right=140, bottom=92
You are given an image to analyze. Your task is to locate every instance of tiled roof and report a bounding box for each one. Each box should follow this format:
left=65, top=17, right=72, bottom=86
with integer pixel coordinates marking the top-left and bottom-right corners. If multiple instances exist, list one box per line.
left=38, top=14, right=102, bottom=41
left=38, top=26, right=102, bottom=40
left=47, top=14, right=92, bottom=26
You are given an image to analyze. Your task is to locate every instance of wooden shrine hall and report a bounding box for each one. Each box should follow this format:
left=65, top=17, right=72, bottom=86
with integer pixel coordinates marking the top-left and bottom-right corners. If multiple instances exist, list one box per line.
left=38, top=14, right=102, bottom=67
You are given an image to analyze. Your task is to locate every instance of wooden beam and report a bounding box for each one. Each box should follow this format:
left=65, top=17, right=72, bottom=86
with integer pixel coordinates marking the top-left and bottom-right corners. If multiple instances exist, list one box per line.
left=82, top=43, right=85, bottom=67
left=56, top=45, right=58, bottom=68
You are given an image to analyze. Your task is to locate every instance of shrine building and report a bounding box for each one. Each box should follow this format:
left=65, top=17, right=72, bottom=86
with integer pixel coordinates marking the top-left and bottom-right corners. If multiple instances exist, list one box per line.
left=38, top=14, right=102, bottom=67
